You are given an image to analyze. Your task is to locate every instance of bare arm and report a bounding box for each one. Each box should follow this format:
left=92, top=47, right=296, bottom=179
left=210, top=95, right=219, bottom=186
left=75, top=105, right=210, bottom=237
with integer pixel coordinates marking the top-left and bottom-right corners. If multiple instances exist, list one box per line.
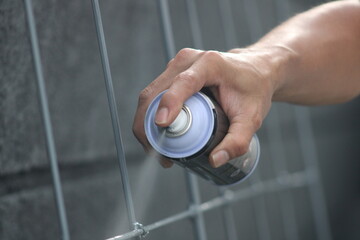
left=133, top=0, right=360, bottom=168
left=253, top=0, right=360, bottom=104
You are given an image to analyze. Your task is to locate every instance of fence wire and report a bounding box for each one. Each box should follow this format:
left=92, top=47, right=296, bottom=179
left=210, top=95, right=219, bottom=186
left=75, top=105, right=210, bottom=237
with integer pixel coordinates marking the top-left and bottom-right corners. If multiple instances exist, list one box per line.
left=23, top=0, right=333, bottom=239
left=91, top=0, right=139, bottom=233
left=23, top=0, right=70, bottom=239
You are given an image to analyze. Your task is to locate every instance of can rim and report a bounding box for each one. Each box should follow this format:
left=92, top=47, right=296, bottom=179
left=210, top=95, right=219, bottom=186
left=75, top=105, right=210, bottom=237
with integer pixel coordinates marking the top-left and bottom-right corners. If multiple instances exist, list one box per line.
left=144, top=91, right=215, bottom=158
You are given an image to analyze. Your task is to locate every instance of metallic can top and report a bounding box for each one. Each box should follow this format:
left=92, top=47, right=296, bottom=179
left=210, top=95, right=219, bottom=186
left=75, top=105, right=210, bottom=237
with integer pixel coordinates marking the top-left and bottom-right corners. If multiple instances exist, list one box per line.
left=145, top=91, right=215, bottom=159
left=165, top=105, right=192, bottom=137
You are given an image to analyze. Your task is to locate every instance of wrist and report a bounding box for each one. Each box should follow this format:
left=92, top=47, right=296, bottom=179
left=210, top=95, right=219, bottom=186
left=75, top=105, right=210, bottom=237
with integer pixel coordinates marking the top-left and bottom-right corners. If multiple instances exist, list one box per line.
left=246, top=44, right=299, bottom=101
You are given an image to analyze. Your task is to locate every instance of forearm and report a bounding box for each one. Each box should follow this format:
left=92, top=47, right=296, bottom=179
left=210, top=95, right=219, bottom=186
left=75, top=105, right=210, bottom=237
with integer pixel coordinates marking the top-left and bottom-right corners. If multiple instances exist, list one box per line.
left=251, top=0, right=360, bottom=105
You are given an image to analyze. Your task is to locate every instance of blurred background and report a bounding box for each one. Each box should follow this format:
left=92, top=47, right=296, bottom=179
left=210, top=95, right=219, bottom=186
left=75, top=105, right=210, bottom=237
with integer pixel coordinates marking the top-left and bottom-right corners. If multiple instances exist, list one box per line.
left=0, top=0, right=359, bottom=239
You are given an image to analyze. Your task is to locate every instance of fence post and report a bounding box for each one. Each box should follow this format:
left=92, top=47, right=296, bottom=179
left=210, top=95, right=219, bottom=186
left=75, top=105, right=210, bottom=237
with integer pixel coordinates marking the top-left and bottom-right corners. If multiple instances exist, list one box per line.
left=23, top=0, right=70, bottom=239
left=157, top=1, right=207, bottom=239
left=91, top=0, right=143, bottom=237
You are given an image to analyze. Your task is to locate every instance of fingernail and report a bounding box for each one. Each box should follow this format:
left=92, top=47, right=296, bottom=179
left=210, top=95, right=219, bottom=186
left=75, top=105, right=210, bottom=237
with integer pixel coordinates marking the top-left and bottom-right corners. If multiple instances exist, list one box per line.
left=211, top=150, right=229, bottom=167
left=155, top=107, right=169, bottom=125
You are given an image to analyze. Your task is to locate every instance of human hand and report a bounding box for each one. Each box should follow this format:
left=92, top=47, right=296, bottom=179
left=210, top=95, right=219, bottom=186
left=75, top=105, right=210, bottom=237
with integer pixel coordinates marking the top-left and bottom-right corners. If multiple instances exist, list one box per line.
left=133, top=47, right=292, bottom=168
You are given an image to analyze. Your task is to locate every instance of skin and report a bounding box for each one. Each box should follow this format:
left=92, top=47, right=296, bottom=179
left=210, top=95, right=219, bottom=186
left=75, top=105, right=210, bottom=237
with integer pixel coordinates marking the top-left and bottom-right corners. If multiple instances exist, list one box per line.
left=133, top=0, right=360, bottom=168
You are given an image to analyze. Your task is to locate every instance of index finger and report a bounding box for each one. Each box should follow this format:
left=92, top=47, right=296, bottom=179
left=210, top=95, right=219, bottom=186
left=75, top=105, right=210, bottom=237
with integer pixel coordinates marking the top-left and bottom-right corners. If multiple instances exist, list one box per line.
left=155, top=51, right=224, bottom=127
left=132, top=48, right=204, bottom=150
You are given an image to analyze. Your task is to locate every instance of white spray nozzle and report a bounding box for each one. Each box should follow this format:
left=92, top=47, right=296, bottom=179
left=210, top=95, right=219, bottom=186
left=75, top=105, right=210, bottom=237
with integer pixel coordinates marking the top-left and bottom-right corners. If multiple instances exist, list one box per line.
left=166, top=105, right=192, bottom=137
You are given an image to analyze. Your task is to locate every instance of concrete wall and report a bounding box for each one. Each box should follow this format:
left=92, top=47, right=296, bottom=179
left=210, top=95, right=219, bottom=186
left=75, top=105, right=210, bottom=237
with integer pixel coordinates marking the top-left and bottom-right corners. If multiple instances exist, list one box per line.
left=1, top=0, right=359, bottom=239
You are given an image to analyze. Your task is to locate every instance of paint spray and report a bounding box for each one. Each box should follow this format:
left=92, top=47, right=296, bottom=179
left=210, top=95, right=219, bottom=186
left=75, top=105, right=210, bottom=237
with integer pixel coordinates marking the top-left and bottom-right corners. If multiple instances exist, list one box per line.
left=144, top=90, right=260, bottom=185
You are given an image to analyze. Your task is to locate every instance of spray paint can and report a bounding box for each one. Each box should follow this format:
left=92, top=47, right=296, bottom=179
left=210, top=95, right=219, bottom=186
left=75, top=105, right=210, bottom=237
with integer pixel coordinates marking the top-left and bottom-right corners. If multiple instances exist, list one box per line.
left=144, top=90, right=260, bottom=185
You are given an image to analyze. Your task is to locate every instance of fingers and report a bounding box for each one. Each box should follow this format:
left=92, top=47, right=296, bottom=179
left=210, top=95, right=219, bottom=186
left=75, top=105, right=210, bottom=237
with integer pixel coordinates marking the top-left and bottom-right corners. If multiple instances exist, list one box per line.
left=132, top=48, right=203, bottom=149
left=155, top=51, right=224, bottom=127
left=132, top=47, right=272, bottom=172
left=209, top=114, right=262, bottom=168
left=154, top=69, right=205, bottom=126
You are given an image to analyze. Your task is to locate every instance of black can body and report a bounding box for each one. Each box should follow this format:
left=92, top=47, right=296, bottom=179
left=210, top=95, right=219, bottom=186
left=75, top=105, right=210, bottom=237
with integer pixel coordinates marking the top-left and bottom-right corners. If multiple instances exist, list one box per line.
left=144, top=91, right=260, bottom=185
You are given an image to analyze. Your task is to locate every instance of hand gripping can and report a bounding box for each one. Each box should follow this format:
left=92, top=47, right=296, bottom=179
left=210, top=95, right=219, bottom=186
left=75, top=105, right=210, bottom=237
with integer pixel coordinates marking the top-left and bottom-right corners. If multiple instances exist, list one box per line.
left=144, top=90, right=260, bottom=185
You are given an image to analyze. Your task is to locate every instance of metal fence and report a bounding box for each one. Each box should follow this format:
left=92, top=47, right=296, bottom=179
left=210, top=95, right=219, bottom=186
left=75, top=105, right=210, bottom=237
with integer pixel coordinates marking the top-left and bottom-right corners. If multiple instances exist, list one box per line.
left=23, top=0, right=332, bottom=239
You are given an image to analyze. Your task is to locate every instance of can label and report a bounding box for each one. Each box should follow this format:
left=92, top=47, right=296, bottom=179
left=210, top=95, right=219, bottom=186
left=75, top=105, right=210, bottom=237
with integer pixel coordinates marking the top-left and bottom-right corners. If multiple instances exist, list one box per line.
left=144, top=90, right=260, bottom=185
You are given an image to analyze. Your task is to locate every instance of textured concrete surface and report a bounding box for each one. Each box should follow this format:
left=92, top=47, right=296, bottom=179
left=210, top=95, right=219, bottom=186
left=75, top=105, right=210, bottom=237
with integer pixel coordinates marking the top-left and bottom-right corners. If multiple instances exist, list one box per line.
left=1, top=0, right=359, bottom=239
left=0, top=0, right=166, bottom=174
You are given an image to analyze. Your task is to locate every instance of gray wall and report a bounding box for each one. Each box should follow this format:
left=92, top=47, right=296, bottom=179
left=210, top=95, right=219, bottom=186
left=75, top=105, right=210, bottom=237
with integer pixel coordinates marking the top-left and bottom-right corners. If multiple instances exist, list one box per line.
left=1, top=0, right=359, bottom=239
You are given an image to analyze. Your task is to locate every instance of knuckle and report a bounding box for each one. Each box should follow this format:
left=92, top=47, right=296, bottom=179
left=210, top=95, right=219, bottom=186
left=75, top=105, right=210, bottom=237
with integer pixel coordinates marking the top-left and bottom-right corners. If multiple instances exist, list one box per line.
left=177, top=48, right=194, bottom=59
left=178, top=71, right=195, bottom=82
left=177, top=71, right=197, bottom=89
left=173, top=48, right=193, bottom=65
left=163, top=89, right=180, bottom=103
left=202, top=50, right=223, bottom=63
left=138, top=87, right=152, bottom=104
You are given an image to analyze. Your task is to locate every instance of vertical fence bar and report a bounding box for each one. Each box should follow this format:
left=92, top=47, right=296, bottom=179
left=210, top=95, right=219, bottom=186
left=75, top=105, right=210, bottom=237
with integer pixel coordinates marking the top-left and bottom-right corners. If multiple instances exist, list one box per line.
left=242, top=1, right=272, bottom=239
left=242, top=0, right=263, bottom=41
left=23, top=0, right=70, bottom=239
left=249, top=173, right=272, bottom=240
left=270, top=3, right=300, bottom=240
left=91, top=0, right=139, bottom=233
left=218, top=187, right=238, bottom=240
left=181, top=4, right=207, bottom=237
left=266, top=107, right=299, bottom=240
left=274, top=2, right=333, bottom=239
left=294, top=107, right=333, bottom=240
left=216, top=1, right=244, bottom=239
left=218, top=0, right=238, bottom=49
left=184, top=0, right=203, bottom=49
left=185, top=174, right=207, bottom=240
left=157, top=1, right=207, bottom=239
left=185, top=0, right=239, bottom=238
left=157, top=0, right=176, bottom=59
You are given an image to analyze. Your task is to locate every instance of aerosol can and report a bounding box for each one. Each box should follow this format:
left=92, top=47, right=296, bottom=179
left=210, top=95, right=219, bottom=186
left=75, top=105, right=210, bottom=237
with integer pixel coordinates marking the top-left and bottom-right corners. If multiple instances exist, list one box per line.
left=144, top=90, right=260, bottom=185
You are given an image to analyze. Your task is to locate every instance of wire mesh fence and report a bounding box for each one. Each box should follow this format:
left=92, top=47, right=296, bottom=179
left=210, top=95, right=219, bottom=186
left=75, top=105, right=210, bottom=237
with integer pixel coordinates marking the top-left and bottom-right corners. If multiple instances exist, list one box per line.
left=23, top=0, right=332, bottom=239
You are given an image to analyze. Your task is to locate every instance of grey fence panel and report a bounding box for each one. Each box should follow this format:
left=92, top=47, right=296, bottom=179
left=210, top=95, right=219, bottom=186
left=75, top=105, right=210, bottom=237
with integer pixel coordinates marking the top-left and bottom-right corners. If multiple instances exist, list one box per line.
left=107, top=170, right=308, bottom=239
left=105, top=0, right=333, bottom=239
left=21, top=0, right=335, bottom=239
left=23, top=0, right=70, bottom=239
